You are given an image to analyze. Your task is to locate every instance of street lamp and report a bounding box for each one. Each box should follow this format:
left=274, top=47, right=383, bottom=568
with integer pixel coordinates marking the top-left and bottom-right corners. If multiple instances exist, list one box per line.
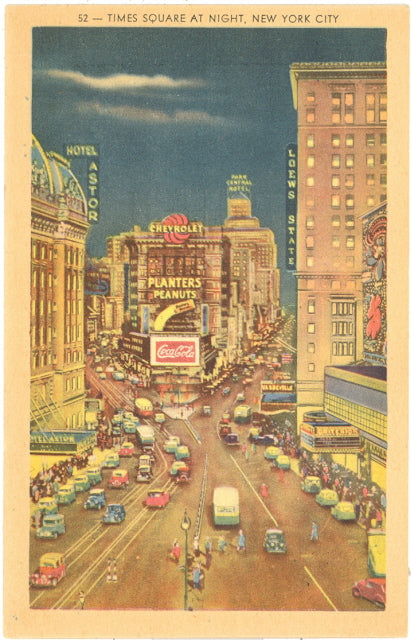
left=180, top=509, right=191, bottom=610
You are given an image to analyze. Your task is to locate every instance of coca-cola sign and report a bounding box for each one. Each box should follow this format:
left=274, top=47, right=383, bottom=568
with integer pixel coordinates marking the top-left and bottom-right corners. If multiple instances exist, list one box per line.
left=151, top=336, right=199, bottom=366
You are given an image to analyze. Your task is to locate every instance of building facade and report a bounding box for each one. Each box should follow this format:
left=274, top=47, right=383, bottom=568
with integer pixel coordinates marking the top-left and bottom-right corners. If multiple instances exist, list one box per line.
left=31, top=135, right=90, bottom=430
left=290, top=62, right=387, bottom=420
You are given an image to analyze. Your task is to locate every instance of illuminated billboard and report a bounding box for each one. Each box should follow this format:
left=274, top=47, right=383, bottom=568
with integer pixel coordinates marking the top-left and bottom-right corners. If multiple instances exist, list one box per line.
left=150, top=335, right=200, bottom=367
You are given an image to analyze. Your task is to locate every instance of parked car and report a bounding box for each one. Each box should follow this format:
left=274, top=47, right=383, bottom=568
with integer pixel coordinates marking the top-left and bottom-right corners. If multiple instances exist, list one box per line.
left=123, top=421, right=137, bottom=434
left=99, top=372, right=107, bottom=380
left=108, top=469, right=129, bottom=489
left=219, top=424, right=232, bottom=437
left=316, top=489, right=339, bottom=507
left=264, top=446, right=280, bottom=461
left=145, top=489, right=170, bottom=508
left=36, top=514, right=66, bottom=539
left=331, top=501, right=356, bottom=521
left=255, top=434, right=276, bottom=446
left=224, top=433, right=240, bottom=446
left=56, top=484, right=76, bottom=505
left=86, top=466, right=102, bottom=485
left=29, top=552, right=66, bottom=588
left=112, top=414, right=124, bottom=426
left=236, top=392, right=246, bottom=403
left=367, top=529, right=386, bottom=577
left=154, top=412, right=166, bottom=424
left=37, top=497, right=58, bottom=515
left=119, top=442, right=135, bottom=457
left=220, top=411, right=231, bottom=424
left=202, top=405, right=211, bottom=416
left=275, top=455, right=291, bottom=470
left=84, top=488, right=106, bottom=510
left=73, top=473, right=91, bottom=493
left=263, top=528, right=287, bottom=553
left=102, top=452, right=120, bottom=468
left=102, top=503, right=126, bottom=524
left=352, top=578, right=386, bottom=608
left=301, top=475, right=322, bottom=494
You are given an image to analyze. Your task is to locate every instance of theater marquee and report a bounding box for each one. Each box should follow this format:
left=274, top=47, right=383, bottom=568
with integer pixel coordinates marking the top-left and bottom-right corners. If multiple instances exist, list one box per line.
left=150, top=335, right=200, bottom=366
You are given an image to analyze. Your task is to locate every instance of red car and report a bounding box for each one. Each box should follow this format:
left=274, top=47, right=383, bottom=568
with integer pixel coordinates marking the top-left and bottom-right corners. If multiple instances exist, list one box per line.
left=145, top=489, right=170, bottom=508
left=352, top=578, right=386, bottom=608
left=108, top=469, right=129, bottom=488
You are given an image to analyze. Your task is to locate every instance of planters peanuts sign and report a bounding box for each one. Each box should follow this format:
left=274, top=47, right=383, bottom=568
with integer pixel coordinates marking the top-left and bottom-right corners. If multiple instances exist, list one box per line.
left=286, top=144, right=297, bottom=271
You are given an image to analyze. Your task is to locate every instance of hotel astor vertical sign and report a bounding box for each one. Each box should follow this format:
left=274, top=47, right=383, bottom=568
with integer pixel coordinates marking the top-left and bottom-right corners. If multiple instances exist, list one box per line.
left=64, top=143, right=100, bottom=222
left=286, top=144, right=297, bottom=271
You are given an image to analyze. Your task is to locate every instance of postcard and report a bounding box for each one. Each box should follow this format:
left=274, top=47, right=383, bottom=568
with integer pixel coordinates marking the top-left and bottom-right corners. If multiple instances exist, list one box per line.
left=4, top=3, right=409, bottom=638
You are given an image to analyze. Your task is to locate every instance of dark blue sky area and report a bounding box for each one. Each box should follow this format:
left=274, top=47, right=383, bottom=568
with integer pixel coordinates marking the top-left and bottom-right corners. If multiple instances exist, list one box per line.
left=32, top=28, right=386, bottom=305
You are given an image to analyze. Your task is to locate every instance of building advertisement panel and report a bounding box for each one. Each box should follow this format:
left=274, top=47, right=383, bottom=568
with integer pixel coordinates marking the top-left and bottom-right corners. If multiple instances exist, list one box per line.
left=150, top=335, right=200, bottom=366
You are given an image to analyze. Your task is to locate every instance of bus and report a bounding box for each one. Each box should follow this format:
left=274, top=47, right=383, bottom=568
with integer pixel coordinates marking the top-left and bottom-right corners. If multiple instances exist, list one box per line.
left=136, top=425, right=155, bottom=448
left=233, top=405, right=252, bottom=424
left=213, top=486, right=240, bottom=526
left=135, top=397, right=154, bottom=418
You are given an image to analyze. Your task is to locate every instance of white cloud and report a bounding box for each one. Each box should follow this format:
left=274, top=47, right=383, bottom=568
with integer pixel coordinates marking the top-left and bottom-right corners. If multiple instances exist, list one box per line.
left=77, top=101, right=228, bottom=126
left=43, top=69, right=205, bottom=91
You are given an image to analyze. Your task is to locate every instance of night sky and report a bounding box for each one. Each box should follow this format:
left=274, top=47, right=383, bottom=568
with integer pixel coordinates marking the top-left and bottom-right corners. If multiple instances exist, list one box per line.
left=32, top=27, right=386, bottom=306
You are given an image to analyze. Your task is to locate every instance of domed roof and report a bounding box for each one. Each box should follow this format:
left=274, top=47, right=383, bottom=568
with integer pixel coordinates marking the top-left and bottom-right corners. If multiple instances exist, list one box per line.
left=32, top=135, right=87, bottom=216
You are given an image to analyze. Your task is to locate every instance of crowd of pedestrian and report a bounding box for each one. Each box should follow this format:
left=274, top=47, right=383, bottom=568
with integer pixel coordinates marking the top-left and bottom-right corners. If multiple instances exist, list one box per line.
left=30, top=452, right=91, bottom=503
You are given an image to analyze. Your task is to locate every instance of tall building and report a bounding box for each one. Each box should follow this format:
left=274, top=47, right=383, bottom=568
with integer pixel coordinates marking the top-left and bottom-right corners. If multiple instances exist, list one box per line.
left=289, top=62, right=387, bottom=420
left=223, top=174, right=281, bottom=351
left=31, top=135, right=90, bottom=430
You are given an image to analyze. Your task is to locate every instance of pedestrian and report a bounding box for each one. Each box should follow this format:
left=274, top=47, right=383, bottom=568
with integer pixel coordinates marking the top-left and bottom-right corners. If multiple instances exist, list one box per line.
left=261, top=483, right=268, bottom=498
left=380, top=493, right=386, bottom=510
left=204, top=536, right=212, bottom=554
left=218, top=535, right=227, bottom=552
left=252, top=442, right=257, bottom=454
left=279, top=468, right=285, bottom=483
left=193, top=535, right=200, bottom=558
left=78, top=590, right=85, bottom=609
left=375, top=508, right=383, bottom=528
left=171, top=540, right=181, bottom=563
left=245, top=447, right=250, bottom=462
left=237, top=529, right=246, bottom=552
left=241, top=442, right=247, bottom=455
left=310, top=521, right=319, bottom=542
left=193, top=563, right=202, bottom=590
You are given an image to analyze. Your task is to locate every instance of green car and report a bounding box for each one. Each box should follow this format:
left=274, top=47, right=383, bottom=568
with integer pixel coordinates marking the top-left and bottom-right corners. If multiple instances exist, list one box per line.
left=102, top=452, right=120, bottom=468
left=275, top=455, right=291, bottom=470
left=316, top=489, right=339, bottom=507
left=174, top=445, right=190, bottom=461
left=123, top=421, right=137, bottom=434
left=36, top=514, right=66, bottom=539
left=86, top=466, right=102, bottom=486
left=263, top=528, right=287, bottom=553
left=331, top=501, right=356, bottom=521
left=301, top=475, right=322, bottom=494
left=264, top=446, right=280, bottom=461
left=73, top=473, right=91, bottom=493
left=164, top=436, right=180, bottom=454
left=367, top=530, right=386, bottom=578
left=56, top=484, right=76, bottom=505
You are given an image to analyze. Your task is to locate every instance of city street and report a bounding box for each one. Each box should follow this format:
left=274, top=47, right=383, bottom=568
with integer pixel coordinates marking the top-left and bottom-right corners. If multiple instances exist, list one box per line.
left=30, top=350, right=377, bottom=612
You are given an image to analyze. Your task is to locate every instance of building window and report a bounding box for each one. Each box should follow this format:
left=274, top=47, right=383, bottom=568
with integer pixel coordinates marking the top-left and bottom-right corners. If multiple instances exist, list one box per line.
left=366, top=93, right=376, bottom=123
left=307, top=323, right=315, bottom=334
left=332, top=134, right=341, bottom=147
left=345, top=175, right=354, bottom=188
left=306, top=256, right=314, bottom=267
left=332, top=175, right=340, bottom=188
left=306, top=196, right=315, bottom=207
left=306, top=109, right=315, bottom=123
left=366, top=133, right=375, bottom=146
left=307, top=342, right=315, bottom=353
left=307, top=155, right=315, bottom=168
left=307, top=134, right=315, bottom=148
left=345, top=215, right=355, bottom=229
left=306, top=92, right=315, bottom=103
left=306, top=217, right=314, bottom=229
left=345, top=155, right=354, bottom=168
left=380, top=174, right=387, bottom=186
left=331, top=195, right=340, bottom=208
left=345, top=134, right=354, bottom=147
left=332, top=215, right=341, bottom=228
left=306, top=236, right=314, bottom=249
left=366, top=155, right=375, bottom=167
left=308, top=299, right=315, bottom=313
left=331, top=93, right=341, bottom=123
left=380, top=133, right=387, bottom=146
left=345, top=194, right=354, bottom=209
left=306, top=176, right=315, bottom=186
left=308, top=363, right=315, bottom=372
left=346, top=236, right=355, bottom=249
left=380, top=194, right=386, bottom=203
left=379, top=93, right=387, bottom=122
left=380, top=154, right=387, bottom=166
left=332, top=155, right=340, bottom=168
left=366, top=174, right=375, bottom=186
left=332, top=236, right=340, bottom=248
left=367, top=196, right=375, bottom=207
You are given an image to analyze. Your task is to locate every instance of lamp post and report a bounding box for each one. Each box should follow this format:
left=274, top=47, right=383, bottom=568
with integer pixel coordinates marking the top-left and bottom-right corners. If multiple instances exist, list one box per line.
left=180, top=509, right=191, bottom=610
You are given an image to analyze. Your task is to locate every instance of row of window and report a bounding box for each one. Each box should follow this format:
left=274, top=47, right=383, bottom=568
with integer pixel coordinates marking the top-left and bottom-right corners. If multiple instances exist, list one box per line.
left=306, top=153, right=387, bottom=169
left=305, top=91, right=387, bottom=124
left=306, top=236, right=355, bottom=251
left=65, top=325, right=82, bottom=342
left=307, top=132, right=387, bottom=148
left=307, top=174, right=387, bottom=189
left=305, top=193, right=387, bottom=209
left=66, top=412, right=84, bottom=429
left=306, top=215, right=354, bottom=230
left=306, top=301, right=355, bottom=316
left=65, top=375, right=83, bottom=392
